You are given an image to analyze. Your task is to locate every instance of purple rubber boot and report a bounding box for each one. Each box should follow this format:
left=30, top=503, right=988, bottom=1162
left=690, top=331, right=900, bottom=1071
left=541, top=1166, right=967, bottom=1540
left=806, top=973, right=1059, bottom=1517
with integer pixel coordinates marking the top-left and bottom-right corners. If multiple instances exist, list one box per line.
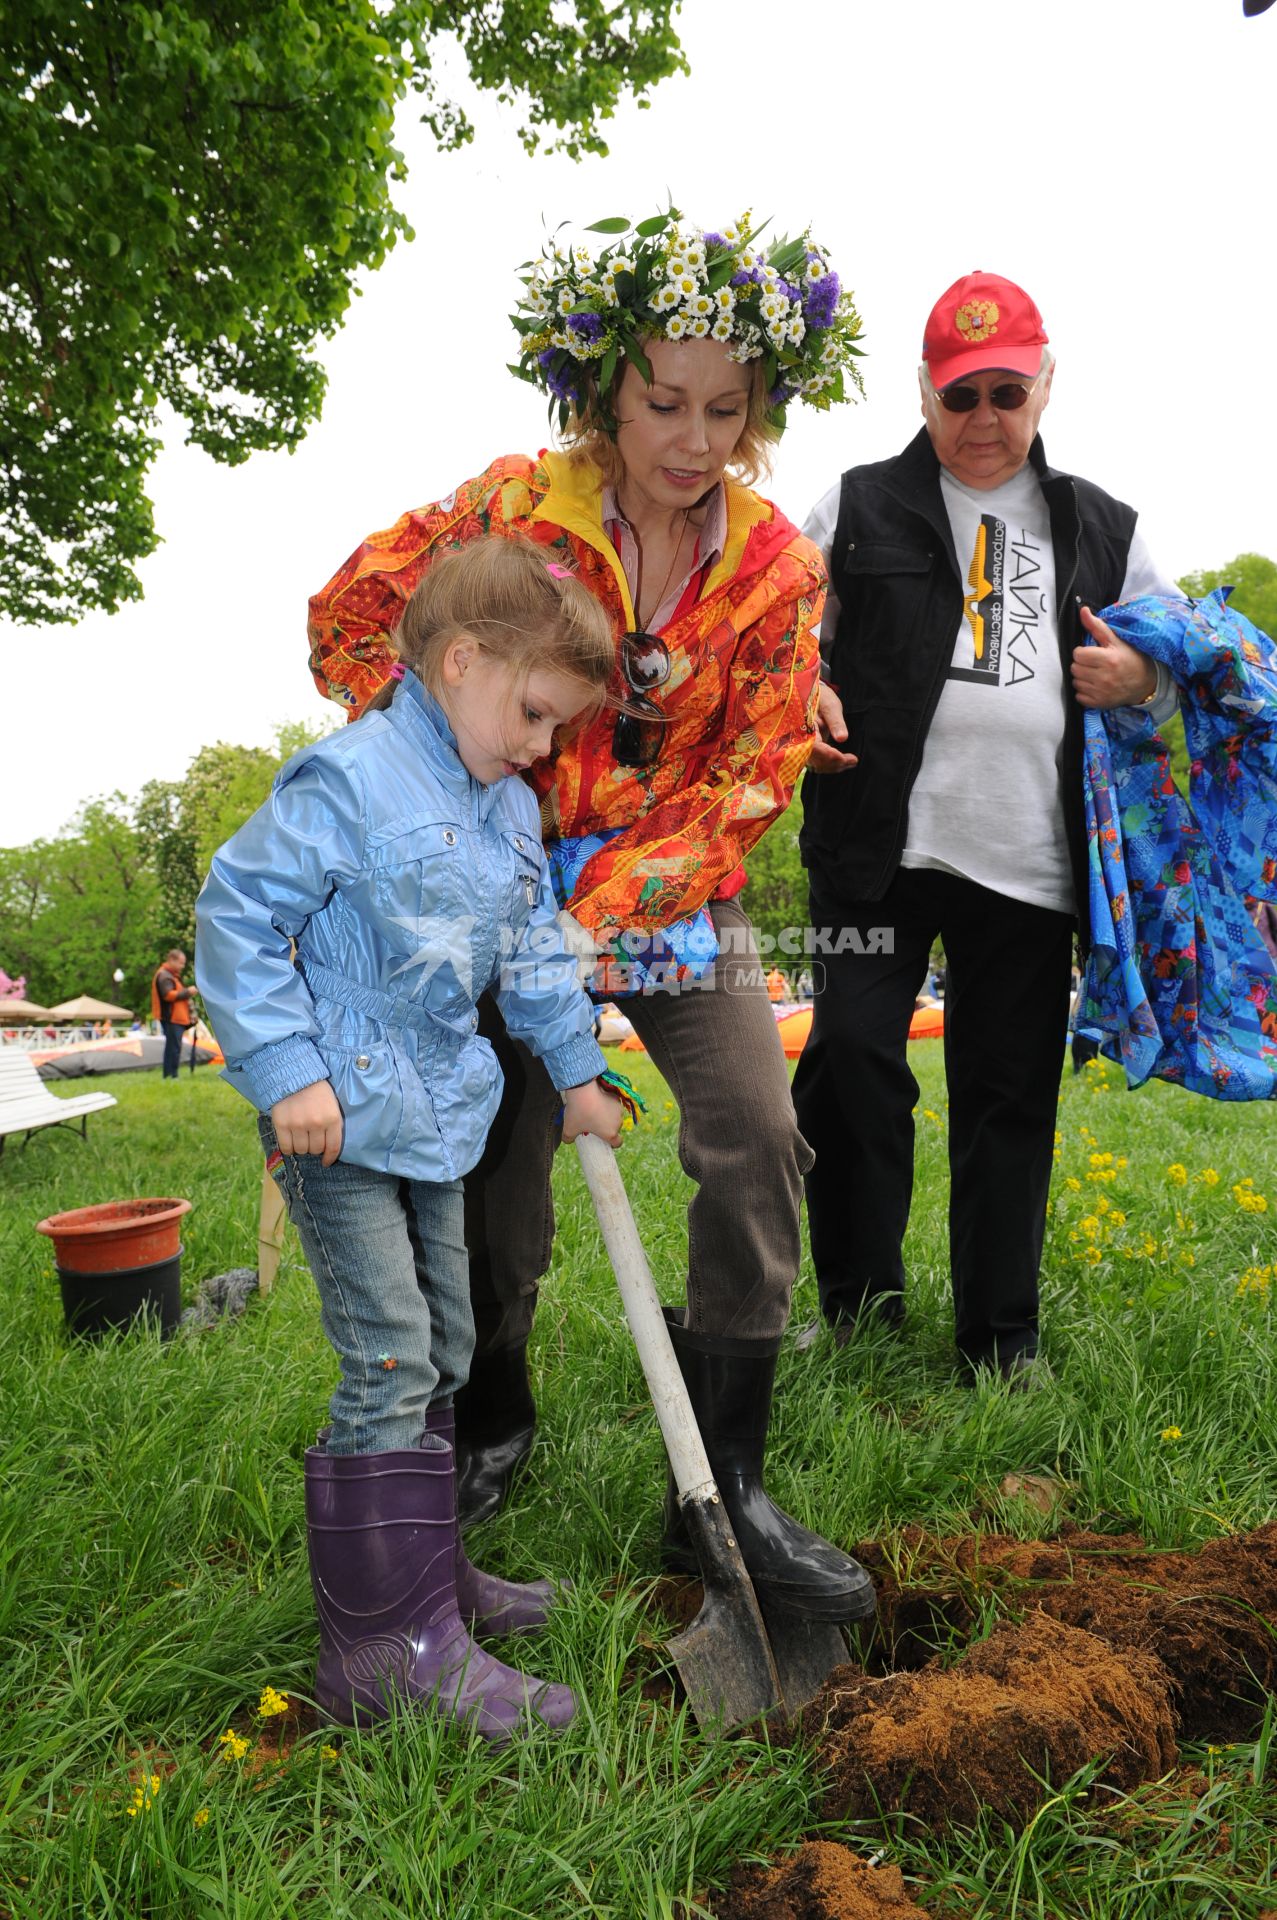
left=304, top=1438, right=576, bottom=1739
left=425, top=1404, right=567, bottom=1636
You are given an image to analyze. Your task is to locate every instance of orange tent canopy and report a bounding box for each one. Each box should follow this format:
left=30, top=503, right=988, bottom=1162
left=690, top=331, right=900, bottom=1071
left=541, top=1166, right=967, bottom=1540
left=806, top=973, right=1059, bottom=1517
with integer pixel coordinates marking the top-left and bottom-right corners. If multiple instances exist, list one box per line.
left=620, top=1000, right=944, bottom=1060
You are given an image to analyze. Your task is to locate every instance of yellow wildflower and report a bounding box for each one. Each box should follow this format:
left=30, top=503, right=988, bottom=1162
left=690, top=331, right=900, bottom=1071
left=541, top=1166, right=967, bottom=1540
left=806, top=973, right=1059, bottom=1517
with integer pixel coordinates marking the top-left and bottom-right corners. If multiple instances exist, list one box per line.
left=1178, top=1250, right=1196, bottom=1268
left=1160, top=1426, right=1182, bottom=1442
left=1236, top=1265, right=1273, bottom=1298
left=127, top=1773, right=161, bottom=1817
left=194, top=1808, right=210, bottom=1829
left=322, top=1744, right=339, bottom=1761
left=258, top=1686, right=290, bottom=1719
left=1089, top=1151, right=1114, bottom=1169
left=1064, top=1176, right=1082, bottom=1193
left=1108, top=1210, right=1126, bottom=1228
left=1166, top=1163, right=1188, bottom=1185
left=219, top=1730, right=249, bottom=1762
left=1196, top=1168, right=1220, bottom=1186
left=1083, top=1246, right=1103, bottom=1265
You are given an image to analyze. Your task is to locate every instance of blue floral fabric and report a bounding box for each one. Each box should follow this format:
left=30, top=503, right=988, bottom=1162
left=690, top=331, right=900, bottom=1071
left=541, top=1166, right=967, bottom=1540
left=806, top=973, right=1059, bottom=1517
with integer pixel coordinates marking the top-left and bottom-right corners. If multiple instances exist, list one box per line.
left=1080, top=589, right=1277, bottom=1099
left=547, top=831, right=719, bottom=997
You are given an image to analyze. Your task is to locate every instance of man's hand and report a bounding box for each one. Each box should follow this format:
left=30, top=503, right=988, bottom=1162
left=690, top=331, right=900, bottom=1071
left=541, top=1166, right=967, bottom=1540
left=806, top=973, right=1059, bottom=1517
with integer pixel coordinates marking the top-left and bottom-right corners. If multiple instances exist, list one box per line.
left=807, top=681, right=859, bottom=774
left=271, top=1080, right=344, bottom=1166
left=561, top=1080, right=624, bottom=1148
left=1072, top=606, right=1159, bottom=710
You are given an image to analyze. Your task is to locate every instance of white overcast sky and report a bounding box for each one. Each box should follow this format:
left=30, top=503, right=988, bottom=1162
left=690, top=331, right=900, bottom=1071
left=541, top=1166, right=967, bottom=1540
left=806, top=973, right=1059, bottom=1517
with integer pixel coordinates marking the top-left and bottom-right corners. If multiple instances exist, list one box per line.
left=7, top=0, right=1274, bottom=845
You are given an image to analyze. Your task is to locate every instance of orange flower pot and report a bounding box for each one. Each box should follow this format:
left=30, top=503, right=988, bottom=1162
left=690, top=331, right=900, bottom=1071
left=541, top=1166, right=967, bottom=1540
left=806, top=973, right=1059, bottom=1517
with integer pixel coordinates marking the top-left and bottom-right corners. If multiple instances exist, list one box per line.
left=35, top=1198, right=192, bottom=1274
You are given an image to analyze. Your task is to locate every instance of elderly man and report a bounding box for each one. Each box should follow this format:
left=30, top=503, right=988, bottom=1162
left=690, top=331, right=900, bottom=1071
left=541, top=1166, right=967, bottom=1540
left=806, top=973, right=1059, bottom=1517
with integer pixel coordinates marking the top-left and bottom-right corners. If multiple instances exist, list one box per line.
left=794, top=271, right=1180, bottom=1384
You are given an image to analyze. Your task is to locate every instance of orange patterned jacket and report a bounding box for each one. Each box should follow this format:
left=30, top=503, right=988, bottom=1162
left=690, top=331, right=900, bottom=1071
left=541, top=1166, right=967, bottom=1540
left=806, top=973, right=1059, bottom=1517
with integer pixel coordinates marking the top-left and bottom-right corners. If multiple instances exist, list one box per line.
left=307, top=452, right=824, bottom=937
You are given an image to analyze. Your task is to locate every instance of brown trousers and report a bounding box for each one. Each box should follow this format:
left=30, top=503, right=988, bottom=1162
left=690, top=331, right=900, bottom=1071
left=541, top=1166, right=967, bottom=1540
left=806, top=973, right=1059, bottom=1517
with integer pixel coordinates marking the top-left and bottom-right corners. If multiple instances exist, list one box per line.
left=463, top=899, right=813, bottom=1353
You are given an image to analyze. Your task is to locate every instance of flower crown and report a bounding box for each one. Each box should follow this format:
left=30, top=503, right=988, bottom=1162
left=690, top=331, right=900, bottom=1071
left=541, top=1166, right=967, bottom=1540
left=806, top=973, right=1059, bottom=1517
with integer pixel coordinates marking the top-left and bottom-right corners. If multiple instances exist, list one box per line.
left=509, top=209, right=865, bottom=435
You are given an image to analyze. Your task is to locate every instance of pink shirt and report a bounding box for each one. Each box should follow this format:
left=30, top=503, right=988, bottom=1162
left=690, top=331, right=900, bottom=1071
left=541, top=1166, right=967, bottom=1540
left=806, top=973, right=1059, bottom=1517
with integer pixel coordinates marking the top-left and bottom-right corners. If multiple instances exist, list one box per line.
left=600, top=483, right=727, bottom=632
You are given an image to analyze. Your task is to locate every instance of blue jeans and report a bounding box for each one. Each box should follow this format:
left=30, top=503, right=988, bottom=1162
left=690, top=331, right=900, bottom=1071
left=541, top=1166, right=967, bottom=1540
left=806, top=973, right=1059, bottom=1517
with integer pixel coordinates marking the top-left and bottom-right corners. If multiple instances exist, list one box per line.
left=161, top=1021, right=184, bottom=1078
left=260, top=1119, right=473, bottom=1454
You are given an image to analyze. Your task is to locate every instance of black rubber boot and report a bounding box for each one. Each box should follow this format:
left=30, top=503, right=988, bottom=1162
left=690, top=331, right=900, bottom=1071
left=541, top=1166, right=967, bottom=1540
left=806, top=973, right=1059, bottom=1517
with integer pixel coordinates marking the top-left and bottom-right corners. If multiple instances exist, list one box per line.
left=454, top=1341, right=537, bottom=1529
left=660, top=1314, right=876, bottom=1624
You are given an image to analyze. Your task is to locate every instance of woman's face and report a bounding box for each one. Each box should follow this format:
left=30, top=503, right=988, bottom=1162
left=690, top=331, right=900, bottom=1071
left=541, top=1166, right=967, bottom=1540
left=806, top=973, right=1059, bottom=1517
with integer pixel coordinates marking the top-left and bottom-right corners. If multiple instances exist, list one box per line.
left=612, top=337, right=753, bottom=515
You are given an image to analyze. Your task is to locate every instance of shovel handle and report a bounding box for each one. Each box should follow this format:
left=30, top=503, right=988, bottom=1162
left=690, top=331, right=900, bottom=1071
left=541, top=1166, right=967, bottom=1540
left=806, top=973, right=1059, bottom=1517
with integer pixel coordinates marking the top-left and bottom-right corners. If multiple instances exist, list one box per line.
left=575, top=1132, right=717, bottom=1507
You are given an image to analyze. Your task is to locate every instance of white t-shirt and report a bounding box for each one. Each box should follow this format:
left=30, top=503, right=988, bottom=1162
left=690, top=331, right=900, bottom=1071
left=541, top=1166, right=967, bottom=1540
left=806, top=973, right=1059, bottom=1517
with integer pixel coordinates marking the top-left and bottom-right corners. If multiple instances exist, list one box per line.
left=804, top=465, right=1181, bottom=915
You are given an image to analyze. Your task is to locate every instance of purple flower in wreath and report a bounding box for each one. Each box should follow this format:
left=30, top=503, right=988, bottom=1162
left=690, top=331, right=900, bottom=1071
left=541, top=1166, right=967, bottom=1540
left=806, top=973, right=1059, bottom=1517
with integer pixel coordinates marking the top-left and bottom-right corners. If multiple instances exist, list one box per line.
left=768, top=382, right=796, bottom=408
left=538, top=348, right=581, bottom=403
left=567, top=312, right=605, bottom=345
left=731, top=267, right=763, bottom=288
left=804, top=272, right=841, bottom=329
left=777, top=279, right=801, bottom=304
left=702, top=231, right=727, bottom=250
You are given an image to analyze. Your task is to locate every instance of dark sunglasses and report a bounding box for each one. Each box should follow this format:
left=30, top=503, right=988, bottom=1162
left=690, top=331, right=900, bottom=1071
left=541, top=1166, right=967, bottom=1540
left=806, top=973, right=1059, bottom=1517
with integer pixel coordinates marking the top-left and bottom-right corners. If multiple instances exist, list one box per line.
left=612, top=630, right=671, bottom=769
left=937, top=378, right=1039, bottom=414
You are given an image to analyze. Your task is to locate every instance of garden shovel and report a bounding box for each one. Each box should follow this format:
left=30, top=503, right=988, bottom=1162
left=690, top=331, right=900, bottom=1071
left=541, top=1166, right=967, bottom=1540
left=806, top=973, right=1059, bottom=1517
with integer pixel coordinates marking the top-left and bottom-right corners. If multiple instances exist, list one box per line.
left=576, top=1133, right=847, bottom=1731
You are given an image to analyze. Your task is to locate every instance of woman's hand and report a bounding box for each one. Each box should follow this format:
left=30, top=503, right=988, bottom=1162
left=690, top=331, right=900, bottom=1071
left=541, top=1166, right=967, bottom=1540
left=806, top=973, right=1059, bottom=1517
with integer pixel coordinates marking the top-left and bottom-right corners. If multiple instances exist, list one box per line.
left=807, top=681, right=859, bottom=774
left=561, top=1081, right=624, bottom=1148
left=1072, top=606, right=1158, bottom=710
left=271, top=1081, right=344, bottom=1166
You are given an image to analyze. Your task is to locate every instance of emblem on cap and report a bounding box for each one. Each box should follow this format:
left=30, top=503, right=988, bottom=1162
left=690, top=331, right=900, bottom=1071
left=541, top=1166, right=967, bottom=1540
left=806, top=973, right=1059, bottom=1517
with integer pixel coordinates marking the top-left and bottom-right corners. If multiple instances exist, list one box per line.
left=955, top=298, right=999, bottom=343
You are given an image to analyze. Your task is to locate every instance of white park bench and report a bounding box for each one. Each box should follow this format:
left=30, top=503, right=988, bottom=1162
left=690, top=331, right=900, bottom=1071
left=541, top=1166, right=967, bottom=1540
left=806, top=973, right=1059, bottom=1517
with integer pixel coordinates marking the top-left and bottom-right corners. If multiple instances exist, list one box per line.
left=0, top=1050, right=117, bottom=1155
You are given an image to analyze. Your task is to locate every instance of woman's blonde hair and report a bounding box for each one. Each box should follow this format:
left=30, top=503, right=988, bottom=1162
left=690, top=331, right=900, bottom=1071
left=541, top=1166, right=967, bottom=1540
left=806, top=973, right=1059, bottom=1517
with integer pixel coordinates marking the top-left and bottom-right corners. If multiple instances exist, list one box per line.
left=563, top=351, right=778, bottom=490
left=383, top=535, right=615, bottom=719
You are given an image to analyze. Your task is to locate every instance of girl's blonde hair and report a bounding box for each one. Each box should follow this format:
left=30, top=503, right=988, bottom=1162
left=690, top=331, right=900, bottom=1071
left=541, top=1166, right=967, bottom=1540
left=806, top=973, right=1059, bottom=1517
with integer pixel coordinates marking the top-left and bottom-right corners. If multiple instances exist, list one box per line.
left=563, top=352, right=777, bottom=490
left=382, top=535, right=615, bottom=718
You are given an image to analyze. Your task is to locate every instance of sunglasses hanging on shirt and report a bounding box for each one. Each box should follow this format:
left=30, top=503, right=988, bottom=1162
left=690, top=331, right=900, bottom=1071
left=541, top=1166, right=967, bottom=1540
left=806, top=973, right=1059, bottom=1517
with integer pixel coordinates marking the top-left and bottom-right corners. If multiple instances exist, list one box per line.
left=611, top=629, right=672, bottom=769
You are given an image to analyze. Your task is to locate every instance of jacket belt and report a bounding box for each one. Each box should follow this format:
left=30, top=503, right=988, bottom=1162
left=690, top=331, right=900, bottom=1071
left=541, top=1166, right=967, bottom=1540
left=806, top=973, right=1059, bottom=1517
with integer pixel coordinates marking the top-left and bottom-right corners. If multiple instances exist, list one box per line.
left=299, top=957, right=466, bottom=1039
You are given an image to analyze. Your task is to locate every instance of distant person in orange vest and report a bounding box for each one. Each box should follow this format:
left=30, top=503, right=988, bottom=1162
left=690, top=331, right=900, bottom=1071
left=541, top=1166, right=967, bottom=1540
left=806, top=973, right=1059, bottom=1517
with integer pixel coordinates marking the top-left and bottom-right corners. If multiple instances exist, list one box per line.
left=765, top=966, right=789, bottom=1004
left=152, top=949, right=194, bottom=1079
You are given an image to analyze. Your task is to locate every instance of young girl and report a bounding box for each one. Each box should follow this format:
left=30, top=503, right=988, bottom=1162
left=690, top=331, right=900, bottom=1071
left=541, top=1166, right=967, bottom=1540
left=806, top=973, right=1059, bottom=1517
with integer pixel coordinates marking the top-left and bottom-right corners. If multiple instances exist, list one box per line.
left=195, top=537, right=624, bottom=1741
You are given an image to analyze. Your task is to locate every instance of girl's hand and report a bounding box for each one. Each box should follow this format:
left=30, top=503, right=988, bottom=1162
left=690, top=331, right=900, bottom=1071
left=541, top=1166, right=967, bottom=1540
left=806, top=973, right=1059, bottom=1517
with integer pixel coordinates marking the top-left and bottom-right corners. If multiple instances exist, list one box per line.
left=271, top=1081, right=344, bottom=1166
left=1072, top=606, right=1158, bottom=709
left=561, top=1081, right=624, bottom=1148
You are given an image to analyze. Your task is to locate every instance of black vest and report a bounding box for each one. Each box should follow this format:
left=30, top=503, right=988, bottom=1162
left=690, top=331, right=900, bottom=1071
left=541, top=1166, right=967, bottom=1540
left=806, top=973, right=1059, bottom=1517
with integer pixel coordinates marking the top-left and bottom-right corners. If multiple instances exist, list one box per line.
left=799, top=428, right=1137, bottom=942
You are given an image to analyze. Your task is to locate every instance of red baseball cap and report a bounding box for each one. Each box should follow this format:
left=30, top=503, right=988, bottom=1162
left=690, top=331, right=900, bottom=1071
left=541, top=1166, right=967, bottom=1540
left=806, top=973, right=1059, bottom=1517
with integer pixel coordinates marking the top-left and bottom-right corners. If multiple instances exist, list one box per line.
left=922, top=272, right=1049, bottom=389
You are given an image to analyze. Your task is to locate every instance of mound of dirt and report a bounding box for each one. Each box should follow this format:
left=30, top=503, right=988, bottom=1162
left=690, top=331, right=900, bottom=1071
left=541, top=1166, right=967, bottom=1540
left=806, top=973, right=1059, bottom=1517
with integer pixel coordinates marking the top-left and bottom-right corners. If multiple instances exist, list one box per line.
left=799, top=1612, right=1176, bottom=1830
left=855, top=1521, right=1277, bottom=1741
left=714, top=1841, right=933, bottom=1920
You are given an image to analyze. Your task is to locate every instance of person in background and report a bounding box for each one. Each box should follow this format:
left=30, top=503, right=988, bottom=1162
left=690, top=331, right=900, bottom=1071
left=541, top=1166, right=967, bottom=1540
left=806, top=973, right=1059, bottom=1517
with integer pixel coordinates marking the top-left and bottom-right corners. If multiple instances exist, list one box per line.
left=796, top=271, right=1182, bottom=1385
left=197, top=538, right=624, bottom=1739
left=151, top=950, right=194, bottom=1078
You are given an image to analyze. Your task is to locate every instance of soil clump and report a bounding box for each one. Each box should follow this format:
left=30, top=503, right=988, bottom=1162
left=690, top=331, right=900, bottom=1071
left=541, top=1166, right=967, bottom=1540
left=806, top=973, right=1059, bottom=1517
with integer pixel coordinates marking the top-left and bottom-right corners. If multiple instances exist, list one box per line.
left=798, top=1612, right=1176, bottom=1829
left=855, top=1521, right=1277, bottom=1741
left=714, top=1841, right=933, bottom=1920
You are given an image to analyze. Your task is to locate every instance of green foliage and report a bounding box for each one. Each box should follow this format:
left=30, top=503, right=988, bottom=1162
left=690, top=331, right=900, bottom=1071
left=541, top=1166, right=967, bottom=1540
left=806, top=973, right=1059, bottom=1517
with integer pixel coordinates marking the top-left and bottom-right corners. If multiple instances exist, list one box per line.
left=741, top=809, right=808, bottom=958
left=0, top=796, right=161, bottom=1009
left=0, top=0, right=685, bottom=625
left=0, top=718, right=333, bottom=1005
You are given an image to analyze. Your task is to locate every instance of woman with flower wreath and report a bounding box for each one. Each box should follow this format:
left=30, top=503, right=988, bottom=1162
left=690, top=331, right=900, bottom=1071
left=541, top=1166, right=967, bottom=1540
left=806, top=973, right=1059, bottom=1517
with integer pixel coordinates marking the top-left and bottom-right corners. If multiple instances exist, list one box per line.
left=307, top=209, right=876, bottom=1625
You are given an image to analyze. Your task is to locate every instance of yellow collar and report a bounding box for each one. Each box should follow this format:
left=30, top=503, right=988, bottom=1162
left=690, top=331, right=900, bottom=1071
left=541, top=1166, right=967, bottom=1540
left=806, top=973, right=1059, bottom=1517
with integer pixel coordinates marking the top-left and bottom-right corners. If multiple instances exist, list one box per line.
left=530, top=451, right=772, bottom=627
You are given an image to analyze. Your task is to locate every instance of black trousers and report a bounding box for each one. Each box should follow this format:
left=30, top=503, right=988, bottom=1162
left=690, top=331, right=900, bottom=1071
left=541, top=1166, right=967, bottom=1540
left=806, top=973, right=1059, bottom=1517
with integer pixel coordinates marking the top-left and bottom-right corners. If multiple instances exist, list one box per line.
left=160, top=1020, right=184, bottom=1078
left=791, top=867, right=1074, bottom=1368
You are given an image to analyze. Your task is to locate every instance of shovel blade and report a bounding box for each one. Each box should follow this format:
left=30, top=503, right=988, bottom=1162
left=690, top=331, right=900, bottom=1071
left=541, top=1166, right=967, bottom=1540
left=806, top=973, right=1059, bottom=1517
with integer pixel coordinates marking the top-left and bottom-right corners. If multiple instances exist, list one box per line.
left=666, top=1495, right=781, bottom=1732
left=756, top=1599, right=850, bottom=1715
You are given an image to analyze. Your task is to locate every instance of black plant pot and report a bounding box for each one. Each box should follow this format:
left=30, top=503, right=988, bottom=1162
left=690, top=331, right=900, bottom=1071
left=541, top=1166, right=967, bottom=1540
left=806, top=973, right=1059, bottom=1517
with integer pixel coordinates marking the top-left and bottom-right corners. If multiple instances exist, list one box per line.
left=58, top=1249, right=183, bottom=1340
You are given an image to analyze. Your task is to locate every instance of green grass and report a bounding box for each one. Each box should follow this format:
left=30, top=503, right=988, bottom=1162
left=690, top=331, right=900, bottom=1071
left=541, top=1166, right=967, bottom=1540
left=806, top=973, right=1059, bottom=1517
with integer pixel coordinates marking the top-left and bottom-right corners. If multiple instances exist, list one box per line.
left=0, top=1049, right=1274, bottom=1917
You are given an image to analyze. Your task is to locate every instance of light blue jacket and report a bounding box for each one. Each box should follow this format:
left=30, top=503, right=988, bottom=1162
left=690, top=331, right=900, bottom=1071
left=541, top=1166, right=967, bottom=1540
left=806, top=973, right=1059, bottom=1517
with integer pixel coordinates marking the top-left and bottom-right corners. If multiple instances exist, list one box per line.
left=194, top=672, right=606, bottom=1181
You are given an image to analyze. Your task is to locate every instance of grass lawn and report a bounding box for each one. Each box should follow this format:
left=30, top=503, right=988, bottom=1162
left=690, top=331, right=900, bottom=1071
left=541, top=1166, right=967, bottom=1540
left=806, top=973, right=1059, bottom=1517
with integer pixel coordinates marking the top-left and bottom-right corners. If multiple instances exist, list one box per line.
left=0, top=1047, right=1273, bottom=1917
